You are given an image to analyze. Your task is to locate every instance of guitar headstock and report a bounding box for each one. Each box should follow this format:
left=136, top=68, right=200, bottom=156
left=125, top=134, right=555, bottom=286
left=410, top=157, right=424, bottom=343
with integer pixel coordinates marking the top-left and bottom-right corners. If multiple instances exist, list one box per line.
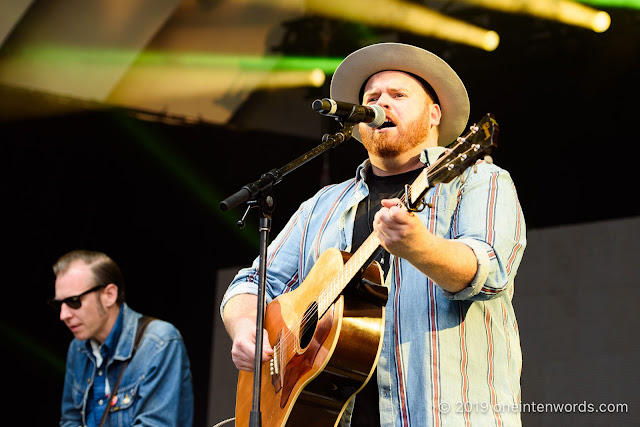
left=407, top=114, right=499, bottom=209
left=432, top=113, right=499, bottom=184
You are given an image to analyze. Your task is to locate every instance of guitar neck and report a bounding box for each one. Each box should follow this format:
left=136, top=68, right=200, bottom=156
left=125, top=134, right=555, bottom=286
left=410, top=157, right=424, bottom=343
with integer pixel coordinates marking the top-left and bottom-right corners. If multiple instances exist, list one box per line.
left=317, top=113, right=499, bottom=317
left=318, top=167, right=434, bottom=316
left=318, top=232, right=382, bottom=316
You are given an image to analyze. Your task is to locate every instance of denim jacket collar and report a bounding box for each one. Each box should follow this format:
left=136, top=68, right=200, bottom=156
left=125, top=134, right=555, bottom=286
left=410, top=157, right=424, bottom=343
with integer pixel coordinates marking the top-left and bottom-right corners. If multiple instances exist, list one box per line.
left=112, top=303, right=142, bottom=361
left=77, top=303, right=141, bottom=363
left=87, top=305, right=123, bottom=366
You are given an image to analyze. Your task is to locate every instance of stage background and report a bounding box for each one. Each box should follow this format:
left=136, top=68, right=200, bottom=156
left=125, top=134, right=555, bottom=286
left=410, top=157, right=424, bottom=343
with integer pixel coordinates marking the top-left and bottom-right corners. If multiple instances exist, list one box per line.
left=1, top=1, right=639, bottom=426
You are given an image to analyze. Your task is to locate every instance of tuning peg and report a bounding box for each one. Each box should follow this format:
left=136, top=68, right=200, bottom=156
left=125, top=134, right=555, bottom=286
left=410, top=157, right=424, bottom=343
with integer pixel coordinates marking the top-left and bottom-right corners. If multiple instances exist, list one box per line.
left=484, top=155, right=493, bottom=164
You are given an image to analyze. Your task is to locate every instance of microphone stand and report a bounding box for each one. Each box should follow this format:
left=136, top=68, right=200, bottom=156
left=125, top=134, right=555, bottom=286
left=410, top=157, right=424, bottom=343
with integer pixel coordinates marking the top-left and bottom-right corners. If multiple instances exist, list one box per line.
left=220, top=121, right=356, bottom=427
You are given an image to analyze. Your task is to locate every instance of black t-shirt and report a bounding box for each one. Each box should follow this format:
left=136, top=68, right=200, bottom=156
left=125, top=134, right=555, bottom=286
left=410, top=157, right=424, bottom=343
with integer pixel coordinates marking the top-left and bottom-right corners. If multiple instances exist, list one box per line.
left=349, top=167, right=423, bottom=426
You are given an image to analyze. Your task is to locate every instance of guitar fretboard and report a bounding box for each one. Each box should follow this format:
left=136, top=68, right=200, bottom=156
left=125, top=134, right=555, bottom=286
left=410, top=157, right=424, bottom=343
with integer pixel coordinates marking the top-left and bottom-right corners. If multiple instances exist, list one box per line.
left=318, top=231, right=382, bottom=316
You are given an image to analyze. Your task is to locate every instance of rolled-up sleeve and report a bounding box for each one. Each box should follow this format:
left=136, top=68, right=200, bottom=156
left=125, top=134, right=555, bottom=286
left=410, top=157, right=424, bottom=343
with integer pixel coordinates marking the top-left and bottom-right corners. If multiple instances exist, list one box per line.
left=441, top=163, right=526, bottom=301
left=220, top=203, right=309, bottom=318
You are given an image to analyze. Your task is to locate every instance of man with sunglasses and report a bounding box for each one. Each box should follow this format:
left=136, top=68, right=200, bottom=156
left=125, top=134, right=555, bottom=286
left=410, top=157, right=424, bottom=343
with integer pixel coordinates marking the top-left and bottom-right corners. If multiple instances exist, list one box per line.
left=50, top=249, right=194, bottom=426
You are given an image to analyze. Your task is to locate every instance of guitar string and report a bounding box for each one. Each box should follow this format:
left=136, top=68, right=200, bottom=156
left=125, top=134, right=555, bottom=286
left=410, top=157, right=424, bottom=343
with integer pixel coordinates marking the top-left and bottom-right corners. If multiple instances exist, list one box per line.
left=273, top=142, right=477, bottom=358
left=272, top=142, right=479, bottom=358
left=271, top=138, right=483, bottom=358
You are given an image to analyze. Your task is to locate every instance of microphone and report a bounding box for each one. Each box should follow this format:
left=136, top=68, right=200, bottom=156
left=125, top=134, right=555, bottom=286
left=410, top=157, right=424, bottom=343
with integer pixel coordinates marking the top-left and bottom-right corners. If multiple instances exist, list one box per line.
left=312, top=98, right=385, bottom=128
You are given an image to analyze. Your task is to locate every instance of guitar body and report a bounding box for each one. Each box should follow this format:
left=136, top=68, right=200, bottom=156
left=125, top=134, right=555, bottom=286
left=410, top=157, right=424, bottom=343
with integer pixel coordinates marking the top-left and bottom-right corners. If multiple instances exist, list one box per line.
left=232, top=112, right=499, bottom=427
left=235, top=248, right=388, bottom=427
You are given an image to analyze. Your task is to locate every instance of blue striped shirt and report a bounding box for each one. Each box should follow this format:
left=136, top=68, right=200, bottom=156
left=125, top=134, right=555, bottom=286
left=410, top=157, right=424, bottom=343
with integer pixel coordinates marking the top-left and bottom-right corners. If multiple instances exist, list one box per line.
left=222, top=147, right=526, bottom=426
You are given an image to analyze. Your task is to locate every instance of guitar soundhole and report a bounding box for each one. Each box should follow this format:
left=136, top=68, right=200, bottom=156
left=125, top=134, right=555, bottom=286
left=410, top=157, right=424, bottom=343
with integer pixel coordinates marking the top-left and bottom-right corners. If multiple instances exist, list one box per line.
left=299, top=302, right=318, bottom=349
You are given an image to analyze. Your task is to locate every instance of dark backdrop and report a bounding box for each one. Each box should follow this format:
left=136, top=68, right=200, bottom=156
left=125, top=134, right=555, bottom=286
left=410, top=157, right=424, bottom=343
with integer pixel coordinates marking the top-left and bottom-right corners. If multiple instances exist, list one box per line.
left=2, top=7, right=640, bottom=426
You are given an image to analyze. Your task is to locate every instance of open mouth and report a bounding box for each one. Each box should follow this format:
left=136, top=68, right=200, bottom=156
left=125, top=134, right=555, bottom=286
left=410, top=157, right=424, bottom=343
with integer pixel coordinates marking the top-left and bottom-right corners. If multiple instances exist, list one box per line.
left=378, top=120, right=396, bottom=129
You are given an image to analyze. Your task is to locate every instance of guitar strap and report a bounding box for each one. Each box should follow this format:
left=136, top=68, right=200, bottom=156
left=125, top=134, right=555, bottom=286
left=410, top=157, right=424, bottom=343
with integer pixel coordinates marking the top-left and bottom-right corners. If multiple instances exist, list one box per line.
left=98, top=315, right=155, bottom=427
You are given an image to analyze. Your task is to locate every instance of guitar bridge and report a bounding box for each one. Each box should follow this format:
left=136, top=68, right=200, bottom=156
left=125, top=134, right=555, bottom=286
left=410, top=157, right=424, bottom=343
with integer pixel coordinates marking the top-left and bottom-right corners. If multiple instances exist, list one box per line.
left=270, top=331, right=283, bottom=394
left=270, top=351, right=280, bottom=376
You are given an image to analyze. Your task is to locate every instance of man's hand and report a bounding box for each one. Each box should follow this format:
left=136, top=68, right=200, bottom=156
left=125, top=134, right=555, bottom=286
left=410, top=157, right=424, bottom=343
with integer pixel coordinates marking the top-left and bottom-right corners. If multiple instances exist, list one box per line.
left=374, top=198, right=428, bottom=261
left=230, top=320, right=274, bottom=372
left=223, top=294, right=274, bottom=372
left=373, top=197, right=478, bottom=293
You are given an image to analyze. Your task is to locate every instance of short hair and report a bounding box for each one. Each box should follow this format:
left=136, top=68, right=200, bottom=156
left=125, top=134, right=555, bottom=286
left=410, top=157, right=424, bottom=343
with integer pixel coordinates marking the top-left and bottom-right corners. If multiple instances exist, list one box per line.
left=53, top=250, right=126, bottom=305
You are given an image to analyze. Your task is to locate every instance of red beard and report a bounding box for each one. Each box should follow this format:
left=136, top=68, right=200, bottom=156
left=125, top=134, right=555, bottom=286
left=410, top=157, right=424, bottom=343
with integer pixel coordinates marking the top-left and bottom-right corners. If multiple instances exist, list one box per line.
left=360, top=107, right=433, bottom=158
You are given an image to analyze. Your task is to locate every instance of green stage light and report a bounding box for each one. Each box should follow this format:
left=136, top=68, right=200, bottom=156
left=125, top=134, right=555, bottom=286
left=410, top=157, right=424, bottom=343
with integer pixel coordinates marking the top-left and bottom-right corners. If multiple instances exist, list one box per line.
left=12, top=45, right=341, bottom=74
left=136, top=51, right=342, bottom=74
left=111, top=111, right=261, bottom=250
left=575, top=0, right=640, bottom=8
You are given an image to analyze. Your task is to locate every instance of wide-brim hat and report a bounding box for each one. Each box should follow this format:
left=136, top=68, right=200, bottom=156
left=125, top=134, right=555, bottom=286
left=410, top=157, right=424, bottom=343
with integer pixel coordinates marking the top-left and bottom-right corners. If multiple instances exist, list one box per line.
left=330, top=42, right=470, bottom=146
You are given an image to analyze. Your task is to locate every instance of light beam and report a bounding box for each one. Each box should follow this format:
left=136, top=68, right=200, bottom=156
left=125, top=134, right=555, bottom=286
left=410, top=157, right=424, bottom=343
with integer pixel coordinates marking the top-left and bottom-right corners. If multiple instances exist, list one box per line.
left=458, top=0, right=611, bottom=32
left=302, top=0, right=500, bottom=51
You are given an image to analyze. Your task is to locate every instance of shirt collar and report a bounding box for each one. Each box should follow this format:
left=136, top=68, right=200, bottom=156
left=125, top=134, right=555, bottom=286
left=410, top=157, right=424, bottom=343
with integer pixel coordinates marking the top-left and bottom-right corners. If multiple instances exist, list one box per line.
left=355, top=147, right=447, bottom=181
left=88, top=305, right=124, bottom=365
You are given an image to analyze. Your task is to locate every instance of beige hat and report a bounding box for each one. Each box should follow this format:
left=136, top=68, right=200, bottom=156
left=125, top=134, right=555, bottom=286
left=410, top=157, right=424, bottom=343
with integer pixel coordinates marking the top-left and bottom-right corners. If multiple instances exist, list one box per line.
left=330, top=42, right=470, bottom=146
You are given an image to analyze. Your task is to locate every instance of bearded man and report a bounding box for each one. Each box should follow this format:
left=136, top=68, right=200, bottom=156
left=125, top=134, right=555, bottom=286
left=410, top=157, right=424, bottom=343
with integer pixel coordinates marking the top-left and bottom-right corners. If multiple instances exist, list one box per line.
left=221, top=43, right=527, bottom=427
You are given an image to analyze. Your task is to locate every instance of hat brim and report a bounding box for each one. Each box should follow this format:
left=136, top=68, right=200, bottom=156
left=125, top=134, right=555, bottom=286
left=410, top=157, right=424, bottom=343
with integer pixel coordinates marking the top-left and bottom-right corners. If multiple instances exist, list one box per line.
left=330, top=43, right=470, bottom=147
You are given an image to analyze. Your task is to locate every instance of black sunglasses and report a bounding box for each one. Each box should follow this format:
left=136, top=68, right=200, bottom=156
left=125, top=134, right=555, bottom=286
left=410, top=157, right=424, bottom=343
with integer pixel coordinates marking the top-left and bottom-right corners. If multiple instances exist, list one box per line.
left=47, top=284, right=106, bottom=312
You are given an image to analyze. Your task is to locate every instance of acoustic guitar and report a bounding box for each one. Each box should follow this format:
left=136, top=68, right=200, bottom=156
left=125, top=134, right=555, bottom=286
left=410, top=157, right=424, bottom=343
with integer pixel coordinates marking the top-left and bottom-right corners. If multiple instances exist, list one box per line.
left=234, top=113, right=499, bottom=427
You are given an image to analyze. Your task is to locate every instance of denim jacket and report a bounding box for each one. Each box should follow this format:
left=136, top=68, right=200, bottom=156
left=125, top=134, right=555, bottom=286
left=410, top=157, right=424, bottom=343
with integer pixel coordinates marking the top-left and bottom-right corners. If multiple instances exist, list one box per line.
left=60, top=303, right=194, bottom=426
left=222, top=147, right=527, bottom=426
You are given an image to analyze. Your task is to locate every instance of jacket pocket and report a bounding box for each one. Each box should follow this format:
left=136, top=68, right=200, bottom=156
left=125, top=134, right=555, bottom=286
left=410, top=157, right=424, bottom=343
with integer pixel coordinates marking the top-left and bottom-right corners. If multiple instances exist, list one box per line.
left=106, top=381, right=141, bottom=425
left=70, top=382, right=86, bottom=410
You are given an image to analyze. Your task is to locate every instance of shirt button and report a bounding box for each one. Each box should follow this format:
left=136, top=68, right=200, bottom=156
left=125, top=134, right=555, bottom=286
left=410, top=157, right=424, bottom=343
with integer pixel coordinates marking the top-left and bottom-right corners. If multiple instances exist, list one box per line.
left=98, top=370, right=103, bottom=376
left=98, top=399, right=104, bottom=405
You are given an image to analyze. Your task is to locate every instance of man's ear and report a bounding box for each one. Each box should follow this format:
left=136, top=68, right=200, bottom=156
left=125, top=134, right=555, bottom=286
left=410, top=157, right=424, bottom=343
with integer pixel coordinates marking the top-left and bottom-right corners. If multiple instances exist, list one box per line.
left=102, top=283, right=119, bottom=308
left=430, top=103, right=441, bottom=126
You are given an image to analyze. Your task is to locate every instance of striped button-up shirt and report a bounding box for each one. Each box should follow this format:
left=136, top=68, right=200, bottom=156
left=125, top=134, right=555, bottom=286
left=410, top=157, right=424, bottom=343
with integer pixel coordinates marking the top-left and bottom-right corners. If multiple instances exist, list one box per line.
left=222, top=146, right=526, bottom=426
